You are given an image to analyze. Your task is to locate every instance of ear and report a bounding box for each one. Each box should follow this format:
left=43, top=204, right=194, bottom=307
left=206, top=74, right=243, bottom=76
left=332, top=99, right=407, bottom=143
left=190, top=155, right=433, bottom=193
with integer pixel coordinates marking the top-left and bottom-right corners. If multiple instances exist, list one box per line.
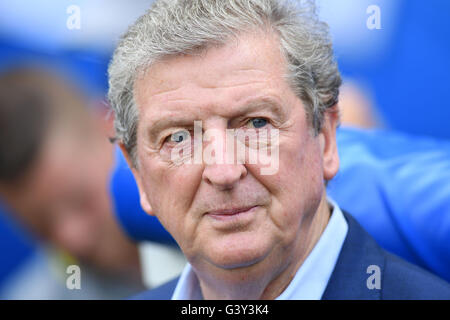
left=118, top=143, right=154, bottom=216
left=318, top=105, right=340, bottom=181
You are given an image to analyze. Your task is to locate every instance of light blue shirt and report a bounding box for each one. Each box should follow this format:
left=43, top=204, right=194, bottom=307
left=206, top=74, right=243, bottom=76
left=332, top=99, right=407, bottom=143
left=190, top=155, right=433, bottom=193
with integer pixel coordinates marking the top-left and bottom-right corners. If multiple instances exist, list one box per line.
left=172, top=197, right=348, bottom=300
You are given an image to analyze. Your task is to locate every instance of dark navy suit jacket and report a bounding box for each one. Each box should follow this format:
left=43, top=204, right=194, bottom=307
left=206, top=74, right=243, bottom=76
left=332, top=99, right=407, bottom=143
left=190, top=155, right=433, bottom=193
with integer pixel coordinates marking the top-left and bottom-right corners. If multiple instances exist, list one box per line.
left=132, top=212, right=450, bottom=300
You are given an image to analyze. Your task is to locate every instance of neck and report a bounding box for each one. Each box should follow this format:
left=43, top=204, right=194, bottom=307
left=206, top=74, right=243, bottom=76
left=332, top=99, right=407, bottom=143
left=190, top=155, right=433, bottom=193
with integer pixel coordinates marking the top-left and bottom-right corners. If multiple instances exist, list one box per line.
left=198, top=194, right=331, bottom=300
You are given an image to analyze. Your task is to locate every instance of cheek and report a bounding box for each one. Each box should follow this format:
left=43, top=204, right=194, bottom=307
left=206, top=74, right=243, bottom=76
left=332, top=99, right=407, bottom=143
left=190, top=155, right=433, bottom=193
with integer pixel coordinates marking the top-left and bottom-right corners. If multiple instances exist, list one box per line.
left=256, top=131, right=324, bottom=231
left=264, top=129, right=323, bottom=189
left=138, top=156, right=203, bottom=237
left=287, top=135, right=323, bottom=198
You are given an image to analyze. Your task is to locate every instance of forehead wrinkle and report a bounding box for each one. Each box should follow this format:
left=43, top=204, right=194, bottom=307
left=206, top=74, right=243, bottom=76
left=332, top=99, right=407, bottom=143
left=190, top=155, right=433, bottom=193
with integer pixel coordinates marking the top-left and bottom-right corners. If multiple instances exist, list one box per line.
left=141, top=69, right=272, bottom=102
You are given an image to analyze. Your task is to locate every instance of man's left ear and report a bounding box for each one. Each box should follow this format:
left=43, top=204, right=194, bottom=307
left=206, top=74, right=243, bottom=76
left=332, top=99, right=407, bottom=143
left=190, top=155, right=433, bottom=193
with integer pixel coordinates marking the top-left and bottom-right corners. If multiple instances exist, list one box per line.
left=319, top=105, right=340, bottom=181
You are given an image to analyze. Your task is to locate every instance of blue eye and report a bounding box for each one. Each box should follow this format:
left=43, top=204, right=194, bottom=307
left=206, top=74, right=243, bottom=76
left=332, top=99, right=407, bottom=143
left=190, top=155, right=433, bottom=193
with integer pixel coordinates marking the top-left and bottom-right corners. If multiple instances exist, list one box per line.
left=249, top=118, right=268, bottom=129
left=169, top=130, right=190, bottom=143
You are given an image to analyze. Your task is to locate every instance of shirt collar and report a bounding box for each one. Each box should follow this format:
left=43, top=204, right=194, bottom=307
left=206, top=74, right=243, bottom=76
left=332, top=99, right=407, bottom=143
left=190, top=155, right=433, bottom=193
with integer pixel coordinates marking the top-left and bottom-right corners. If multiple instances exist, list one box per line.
left=172, top=197, right=348, bottom=300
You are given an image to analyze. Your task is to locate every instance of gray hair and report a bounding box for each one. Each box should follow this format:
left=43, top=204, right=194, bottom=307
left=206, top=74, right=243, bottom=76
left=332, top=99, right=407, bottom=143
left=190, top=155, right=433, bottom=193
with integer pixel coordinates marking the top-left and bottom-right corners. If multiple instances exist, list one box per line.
left=108, top=0, right=341, bottom=166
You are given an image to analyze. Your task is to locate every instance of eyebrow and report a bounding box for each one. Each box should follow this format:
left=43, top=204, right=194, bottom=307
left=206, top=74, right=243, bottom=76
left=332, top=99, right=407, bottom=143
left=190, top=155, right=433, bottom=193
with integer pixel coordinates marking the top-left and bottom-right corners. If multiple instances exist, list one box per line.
left=146, top=97, right=285, bottom=141
left=238, top=97, right=284, bottom=118
left=148, top=116, right=196, bottom=143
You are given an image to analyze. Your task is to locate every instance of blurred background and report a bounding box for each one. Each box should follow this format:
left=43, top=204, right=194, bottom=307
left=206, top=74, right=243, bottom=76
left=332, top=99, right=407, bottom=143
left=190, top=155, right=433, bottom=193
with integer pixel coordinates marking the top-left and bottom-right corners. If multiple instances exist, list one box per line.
left=0, top=0, right=449, bottom=298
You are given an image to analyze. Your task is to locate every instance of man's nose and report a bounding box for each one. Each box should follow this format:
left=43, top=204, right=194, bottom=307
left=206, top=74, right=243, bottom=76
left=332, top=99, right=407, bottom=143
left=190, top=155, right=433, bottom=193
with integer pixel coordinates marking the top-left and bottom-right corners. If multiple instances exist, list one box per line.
left=202, top=163, right=247, bottom=190
left=200, top=125, right=247, bottom=190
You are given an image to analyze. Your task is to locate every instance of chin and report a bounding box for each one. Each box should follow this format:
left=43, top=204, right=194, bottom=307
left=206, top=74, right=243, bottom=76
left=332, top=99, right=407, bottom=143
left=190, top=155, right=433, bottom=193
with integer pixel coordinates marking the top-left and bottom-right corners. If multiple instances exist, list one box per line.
left=213, top=255, right=262, bottom=270
left=206, top=240, right=271, bottom=271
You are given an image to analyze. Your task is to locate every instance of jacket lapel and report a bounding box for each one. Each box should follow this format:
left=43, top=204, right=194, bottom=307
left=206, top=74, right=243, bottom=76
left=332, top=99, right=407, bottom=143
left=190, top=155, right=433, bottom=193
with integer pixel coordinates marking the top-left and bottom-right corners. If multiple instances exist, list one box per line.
left=322, top=211, right=384, bottom=300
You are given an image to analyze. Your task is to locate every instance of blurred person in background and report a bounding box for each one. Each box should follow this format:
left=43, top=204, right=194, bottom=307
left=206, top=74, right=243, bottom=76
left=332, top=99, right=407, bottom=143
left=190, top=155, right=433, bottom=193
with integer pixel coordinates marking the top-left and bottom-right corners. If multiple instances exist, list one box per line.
left=0, top=67, right=144, bottom=299
left=338, top=81, right=381, bottom=129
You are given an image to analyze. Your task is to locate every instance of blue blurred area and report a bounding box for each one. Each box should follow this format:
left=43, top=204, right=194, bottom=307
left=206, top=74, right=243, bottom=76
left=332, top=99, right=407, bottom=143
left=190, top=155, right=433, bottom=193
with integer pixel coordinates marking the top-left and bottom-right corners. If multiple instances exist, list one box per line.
left=0, top=39, right=109, bottom=100
left=377, top=1, right=450, bottom=138
left=326, top=0, right=450, bottom=138
left=110, top=147, right=176, bottom=246
left=0, top=202, right=35, bottom=289
left=1, top=0, right=449, bottom=291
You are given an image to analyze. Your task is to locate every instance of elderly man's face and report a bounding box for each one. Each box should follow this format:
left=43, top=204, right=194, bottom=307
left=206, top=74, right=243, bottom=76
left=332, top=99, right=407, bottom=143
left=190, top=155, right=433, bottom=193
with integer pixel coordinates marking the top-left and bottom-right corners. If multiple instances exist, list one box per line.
left=131, top=31, right=339, bottom=279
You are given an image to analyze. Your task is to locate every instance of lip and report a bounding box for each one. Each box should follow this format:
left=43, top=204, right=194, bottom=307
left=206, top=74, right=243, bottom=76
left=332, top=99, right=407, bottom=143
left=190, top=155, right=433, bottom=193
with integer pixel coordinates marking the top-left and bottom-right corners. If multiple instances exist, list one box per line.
left=206, top=206, right=258, bottom=222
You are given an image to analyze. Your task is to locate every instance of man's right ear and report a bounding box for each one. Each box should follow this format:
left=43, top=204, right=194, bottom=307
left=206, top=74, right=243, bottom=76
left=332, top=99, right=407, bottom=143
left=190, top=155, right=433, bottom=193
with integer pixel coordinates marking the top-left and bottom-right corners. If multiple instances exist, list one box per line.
left=118, top=143, right=154, bottom=216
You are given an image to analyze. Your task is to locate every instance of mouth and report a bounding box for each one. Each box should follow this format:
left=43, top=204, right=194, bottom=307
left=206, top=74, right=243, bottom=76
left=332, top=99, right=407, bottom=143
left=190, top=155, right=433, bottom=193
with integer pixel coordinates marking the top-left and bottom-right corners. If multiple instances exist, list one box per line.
left=205, top=206, right=259, bottom=222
